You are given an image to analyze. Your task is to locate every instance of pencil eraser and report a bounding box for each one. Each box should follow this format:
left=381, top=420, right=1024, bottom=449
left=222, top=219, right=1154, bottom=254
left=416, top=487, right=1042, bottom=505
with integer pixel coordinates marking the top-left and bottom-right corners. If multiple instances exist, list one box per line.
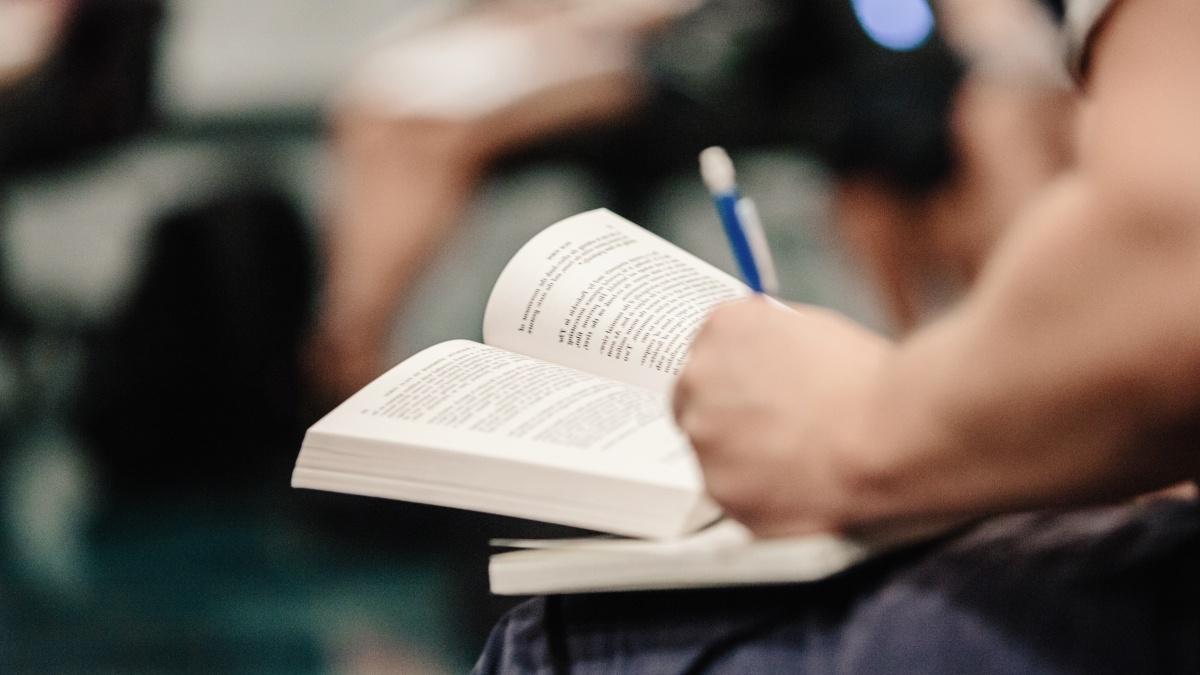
left=699, top=146, right=736, bottom=194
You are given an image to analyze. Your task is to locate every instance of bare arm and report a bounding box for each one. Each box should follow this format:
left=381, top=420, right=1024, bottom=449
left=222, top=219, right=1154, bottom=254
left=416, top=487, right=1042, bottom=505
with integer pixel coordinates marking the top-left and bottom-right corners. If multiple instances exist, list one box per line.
left=675, top=0, right=1200, bottom=534
left=863, top=0, right=1200, bottom=518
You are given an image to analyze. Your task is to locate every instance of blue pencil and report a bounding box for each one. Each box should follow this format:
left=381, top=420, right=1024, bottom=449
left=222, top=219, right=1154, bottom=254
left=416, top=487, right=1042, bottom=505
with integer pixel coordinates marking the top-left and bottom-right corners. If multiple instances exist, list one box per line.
left=699, top=147, right=778, bottom=295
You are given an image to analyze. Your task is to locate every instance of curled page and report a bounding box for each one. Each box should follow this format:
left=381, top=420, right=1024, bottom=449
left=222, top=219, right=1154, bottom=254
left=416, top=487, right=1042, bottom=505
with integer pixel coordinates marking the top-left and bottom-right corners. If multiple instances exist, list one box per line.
left=484, top=209, right=749, bottom=394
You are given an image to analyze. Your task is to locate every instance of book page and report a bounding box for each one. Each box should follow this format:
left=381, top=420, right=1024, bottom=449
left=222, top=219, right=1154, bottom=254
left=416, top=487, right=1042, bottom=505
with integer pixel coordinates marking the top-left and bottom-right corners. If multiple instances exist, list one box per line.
left=488, top=519, right=960, bottom=594
left=307, top=340, right=700, bottom=486
left=482, top=209, right=749, bottom=393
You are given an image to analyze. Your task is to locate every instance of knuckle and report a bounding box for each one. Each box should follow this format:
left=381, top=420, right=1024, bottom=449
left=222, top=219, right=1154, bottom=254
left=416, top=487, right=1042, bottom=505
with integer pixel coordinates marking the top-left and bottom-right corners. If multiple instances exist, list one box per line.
left=678, top=351, right=717, bottom=392
left=679, top=412, right=714, bottom=448
left=702, top=303, right=740, bottom=335
left=672, top=373, right=700, bottom=419
left=705, top=475, right=761, bottom=525
left=670, top=389, right=688, bottom=424
left=712, top=300, right=751, bottom=325
left=702, top=472, right=739, bottom=507
left=679, top=405, right=727, bottom=449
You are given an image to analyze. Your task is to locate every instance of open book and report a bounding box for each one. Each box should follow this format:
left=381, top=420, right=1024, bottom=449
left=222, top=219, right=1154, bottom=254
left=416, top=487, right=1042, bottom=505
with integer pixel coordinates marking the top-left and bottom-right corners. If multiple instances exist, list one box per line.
left=294, top=209, right=929, bottom=593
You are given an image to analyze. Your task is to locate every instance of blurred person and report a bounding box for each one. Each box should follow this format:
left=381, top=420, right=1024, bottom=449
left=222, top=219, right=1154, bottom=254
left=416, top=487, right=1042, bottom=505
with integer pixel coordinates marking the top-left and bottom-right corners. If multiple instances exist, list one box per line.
left=0, top=0, right=159, bottom=170
left=0, top=2, right=412, bottom=671
left=837, top=0, right=1075, bottom=329
left=307, top=0, right=1031, bottom=398
left=0, top=0, right=318, bottom=500
left=311, top=0, right=937, bottom=396
left=309, top=0, right=696, bottom=400
left=0, top=0, right=73, bottom=89
left=474, top=0, right=1200, bottom=672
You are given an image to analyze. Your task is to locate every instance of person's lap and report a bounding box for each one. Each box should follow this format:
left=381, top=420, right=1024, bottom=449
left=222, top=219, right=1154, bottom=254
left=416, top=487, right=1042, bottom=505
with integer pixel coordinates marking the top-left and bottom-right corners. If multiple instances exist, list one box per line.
left=474, top=499, right=1200, bottom=674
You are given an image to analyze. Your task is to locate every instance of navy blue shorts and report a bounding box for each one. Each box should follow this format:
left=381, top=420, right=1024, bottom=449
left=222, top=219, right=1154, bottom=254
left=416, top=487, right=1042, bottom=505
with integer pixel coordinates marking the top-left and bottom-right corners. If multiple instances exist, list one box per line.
left=474, top=499, right=1200, bottom=674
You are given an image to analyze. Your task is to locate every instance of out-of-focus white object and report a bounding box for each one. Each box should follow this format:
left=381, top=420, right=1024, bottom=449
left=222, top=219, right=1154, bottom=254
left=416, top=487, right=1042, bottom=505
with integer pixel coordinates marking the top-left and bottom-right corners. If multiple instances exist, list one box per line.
left=937, top=0, right=1070, bottom=87
left=0, top=142, right=259, bottom=323
left=0, top=0, right=72, bottom=85
left=159, top=0, right=469, bottom=119
left=699, top=145, right=736, bottom=194
left=342, top=0, right=700, bottom=120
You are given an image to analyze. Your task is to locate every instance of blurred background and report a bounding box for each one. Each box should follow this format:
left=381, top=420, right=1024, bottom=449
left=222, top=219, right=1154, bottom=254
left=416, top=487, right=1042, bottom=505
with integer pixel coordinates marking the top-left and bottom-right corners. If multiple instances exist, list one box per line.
left=0, top=0, right=1070, bottom=671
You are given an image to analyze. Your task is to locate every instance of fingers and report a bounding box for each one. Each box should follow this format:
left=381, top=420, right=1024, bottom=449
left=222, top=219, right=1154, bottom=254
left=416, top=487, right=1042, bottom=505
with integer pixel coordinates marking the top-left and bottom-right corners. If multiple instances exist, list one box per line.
left=672, top=298, right=894, bottom=537
left=671, top=297, right=836, bottom=536
left=672, top=296, right=774, bottom=432
left=670, top=371, right=690, bottom=428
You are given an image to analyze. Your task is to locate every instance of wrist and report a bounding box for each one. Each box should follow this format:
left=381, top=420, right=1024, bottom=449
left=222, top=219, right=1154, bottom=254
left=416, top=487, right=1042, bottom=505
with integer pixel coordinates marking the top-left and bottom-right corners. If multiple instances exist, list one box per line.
left=832, top=340, right=949, bottom=528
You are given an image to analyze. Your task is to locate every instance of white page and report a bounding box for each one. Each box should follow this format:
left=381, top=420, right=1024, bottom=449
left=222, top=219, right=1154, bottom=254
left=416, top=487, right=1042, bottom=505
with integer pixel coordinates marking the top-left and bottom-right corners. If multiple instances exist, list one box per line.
left=488, top=520, right=879, bottom=594
left=305, top=340, right=702, bottom=488
left=483, top=209, right=749, bottom=394
left=489, top=517, right=958, bottom=594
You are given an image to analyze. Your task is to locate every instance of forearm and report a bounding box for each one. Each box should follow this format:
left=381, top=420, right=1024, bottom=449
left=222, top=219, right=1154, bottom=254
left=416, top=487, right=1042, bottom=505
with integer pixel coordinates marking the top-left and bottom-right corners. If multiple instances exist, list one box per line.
left=856, top=173, right=1200, bottom=523
left=841, top=0, right=1200, bottom=525
left=671, top=0, right=1200, bottom=537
